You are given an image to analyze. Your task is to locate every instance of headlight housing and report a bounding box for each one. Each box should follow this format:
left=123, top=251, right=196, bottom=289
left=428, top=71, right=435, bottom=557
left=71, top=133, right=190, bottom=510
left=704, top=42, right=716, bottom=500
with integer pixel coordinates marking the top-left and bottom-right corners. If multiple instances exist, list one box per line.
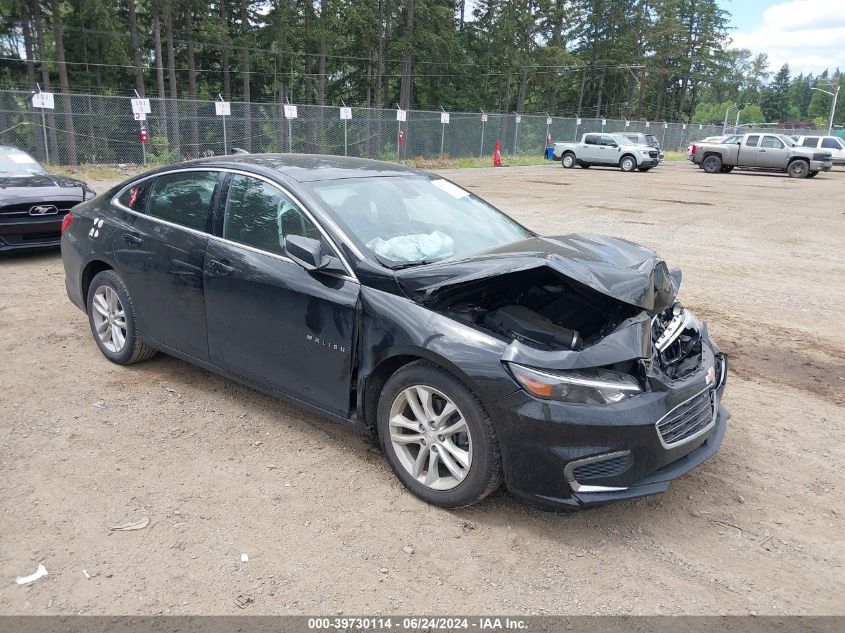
left=507, top=363, right=642, bottom=405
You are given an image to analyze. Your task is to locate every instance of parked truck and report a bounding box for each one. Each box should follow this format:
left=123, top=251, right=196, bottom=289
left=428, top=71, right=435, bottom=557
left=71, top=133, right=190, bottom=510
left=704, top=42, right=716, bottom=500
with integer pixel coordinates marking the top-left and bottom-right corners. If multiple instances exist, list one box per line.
left=553, top=133, right=659, bottom=172
left=691, top=133, right=833, bottom=178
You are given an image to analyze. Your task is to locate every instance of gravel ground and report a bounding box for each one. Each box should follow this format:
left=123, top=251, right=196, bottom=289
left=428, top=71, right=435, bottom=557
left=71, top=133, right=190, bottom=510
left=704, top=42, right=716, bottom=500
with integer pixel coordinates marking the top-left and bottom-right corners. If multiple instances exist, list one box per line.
left=1, top=160, right=843, bottom=615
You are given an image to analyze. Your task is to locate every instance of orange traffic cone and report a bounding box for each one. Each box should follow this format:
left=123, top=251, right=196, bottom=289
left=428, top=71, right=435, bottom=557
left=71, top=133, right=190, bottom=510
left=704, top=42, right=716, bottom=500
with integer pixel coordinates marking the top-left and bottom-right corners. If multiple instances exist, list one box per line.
left=493, top=140, right=503, bottom=167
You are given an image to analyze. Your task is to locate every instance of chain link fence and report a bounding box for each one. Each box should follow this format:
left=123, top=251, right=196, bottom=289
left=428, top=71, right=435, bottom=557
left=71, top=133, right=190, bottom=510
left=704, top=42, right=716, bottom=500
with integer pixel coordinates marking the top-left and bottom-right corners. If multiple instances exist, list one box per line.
left=0, top=89, right=831, bottom=167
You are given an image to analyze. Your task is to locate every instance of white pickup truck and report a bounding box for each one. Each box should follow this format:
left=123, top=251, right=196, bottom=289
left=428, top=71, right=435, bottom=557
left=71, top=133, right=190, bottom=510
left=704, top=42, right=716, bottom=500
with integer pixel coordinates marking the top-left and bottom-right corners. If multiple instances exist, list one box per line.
left=553, top=133, right=660, bottom=172
left=691, top=132, right=832, bottom=178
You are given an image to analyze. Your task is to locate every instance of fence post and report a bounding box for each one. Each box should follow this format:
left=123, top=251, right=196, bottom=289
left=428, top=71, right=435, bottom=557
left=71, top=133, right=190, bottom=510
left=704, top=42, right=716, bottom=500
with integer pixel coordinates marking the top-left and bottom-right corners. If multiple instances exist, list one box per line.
left=513, top=113, right=521, bottom=155
left=480, top=110, right=486, bottom=158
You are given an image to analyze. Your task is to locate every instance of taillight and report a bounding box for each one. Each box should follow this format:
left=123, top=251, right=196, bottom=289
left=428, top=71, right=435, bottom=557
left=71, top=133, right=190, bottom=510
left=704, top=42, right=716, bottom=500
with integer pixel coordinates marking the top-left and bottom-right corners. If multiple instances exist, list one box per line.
left=691, top=144, right=697, bottom=155
left=60, top=213, right=74, bottom=235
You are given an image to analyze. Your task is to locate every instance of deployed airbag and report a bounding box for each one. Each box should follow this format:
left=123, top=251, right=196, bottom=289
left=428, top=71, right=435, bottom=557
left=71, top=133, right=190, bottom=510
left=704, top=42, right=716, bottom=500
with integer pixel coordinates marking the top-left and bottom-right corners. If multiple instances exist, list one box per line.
left=367, top=230, right=454, bottom=262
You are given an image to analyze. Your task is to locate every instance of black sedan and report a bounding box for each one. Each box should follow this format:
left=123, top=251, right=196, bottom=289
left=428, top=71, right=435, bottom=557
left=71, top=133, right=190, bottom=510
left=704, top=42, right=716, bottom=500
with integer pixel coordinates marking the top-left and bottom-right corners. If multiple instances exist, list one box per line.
left=0, top=145, right=95, bottom=252
left=61, top=154, right=728, bottom=510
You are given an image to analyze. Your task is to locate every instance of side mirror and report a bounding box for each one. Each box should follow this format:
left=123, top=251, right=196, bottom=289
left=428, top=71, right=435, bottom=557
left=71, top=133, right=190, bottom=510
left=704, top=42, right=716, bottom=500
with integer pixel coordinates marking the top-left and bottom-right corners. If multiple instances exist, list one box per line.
left=284, top=234, right=346, bottom=275
left=285, top=234, right=328, bottom=271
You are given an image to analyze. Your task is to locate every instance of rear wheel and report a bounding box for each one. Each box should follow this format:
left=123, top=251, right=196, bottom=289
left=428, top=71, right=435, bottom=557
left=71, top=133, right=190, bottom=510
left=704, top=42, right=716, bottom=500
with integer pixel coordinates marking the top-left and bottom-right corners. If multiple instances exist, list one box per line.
left=720, top=165, right=734, bottom=173
left=620, top=155, right=636, bottom=172
left=787, top=160, right=809, bottom=178
left=377, top=361, right=502, bottom=508
left=86, top=270, right=156, bottom=365
left=561, top=153, right=576, bottom=168
left=702, top=155, right=723, bottom=173
left=807, top=171, right=819, bottom=178
left=579, top=163, right=591, bottom=169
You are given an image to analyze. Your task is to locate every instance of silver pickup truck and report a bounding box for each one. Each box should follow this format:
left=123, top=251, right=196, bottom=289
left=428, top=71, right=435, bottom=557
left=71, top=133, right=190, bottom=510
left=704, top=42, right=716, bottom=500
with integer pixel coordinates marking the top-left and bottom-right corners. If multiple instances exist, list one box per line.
left=692, top=132, right=832, bottom=178
left=554, top=133, right=660, bottom=172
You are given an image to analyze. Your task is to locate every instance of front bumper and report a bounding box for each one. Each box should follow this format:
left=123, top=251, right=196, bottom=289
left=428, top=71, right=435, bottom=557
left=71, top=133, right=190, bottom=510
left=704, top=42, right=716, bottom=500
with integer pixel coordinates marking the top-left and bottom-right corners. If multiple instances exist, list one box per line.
left=492, top=348, right=728, bottom=511
left=810, top=159, right=832, bottom=172
left=640, top=158, right=659, bottom=167
left=0, top=216, right=63, bottom=252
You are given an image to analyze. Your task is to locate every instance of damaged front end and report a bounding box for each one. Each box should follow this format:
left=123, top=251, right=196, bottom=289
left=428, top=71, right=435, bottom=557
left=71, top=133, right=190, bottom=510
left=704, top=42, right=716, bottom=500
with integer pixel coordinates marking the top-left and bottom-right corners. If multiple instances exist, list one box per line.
left=396, top=234, right=728, bottom=509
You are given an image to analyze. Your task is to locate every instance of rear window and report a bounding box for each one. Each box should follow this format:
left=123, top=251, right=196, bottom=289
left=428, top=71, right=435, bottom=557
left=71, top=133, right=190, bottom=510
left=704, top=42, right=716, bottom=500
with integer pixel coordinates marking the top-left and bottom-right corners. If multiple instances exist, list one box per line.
left=821, top=137, right=843, bottom=149
left=802, top=137, right=820, bottom=148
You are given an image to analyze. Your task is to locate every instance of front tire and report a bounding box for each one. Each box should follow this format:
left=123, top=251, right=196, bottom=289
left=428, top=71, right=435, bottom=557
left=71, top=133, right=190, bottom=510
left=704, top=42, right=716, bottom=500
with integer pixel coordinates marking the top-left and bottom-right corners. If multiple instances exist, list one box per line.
left=377, top=361, right=502, bottom=508
left=86, top=270, right=156, bottom=365
left=787, top=160, right=809, bottom=178
left=620, top=155, right=636, bottom=172
left=807, top=171, right=819, bottom=178
left=561, top=153, right=576, bottom=168
left=638, top=166, right=652, bottom=172
left=702, top=155, right=723, bottom=173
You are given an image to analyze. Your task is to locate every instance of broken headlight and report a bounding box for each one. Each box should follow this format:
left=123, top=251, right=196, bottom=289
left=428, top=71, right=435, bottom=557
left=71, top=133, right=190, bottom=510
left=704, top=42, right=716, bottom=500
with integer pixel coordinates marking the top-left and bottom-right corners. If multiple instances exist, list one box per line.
left=507, top=363, right=642, bottom=405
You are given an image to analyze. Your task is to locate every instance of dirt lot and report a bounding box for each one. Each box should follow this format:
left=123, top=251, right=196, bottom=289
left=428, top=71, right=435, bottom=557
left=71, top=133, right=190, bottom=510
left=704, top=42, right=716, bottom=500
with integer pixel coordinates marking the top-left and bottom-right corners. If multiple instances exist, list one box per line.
left=1, top=161, right=843, bottom=615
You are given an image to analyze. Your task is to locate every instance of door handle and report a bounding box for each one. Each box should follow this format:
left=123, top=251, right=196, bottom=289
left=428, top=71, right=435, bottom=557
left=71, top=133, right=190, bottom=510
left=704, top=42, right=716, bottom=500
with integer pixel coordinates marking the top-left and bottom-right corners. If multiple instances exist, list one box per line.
left=759, top=149, right=766, bottom=152
left=123, top=232, right=143, bottom=246
left=209, top=258, right=234, bottom=276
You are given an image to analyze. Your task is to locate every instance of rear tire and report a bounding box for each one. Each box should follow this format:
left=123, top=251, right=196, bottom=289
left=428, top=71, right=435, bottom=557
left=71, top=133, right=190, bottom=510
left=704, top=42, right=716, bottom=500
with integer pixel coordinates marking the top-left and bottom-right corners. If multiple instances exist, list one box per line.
left=720, top=165, right=734, bottom=173
left=561, top=153, right=576, bottom=168
left=86, top=270, right=157, bottom=365
left=787, top=160, right=809, bottom=178
left=702, top=155, right=723, bottom=173
left=620, top=155, right=636, bottom=172
left=807, top=171, right=819, bottom=178
left=579, top=163, right=591, bottom=169
left=377, top=361, right=502, bottom=508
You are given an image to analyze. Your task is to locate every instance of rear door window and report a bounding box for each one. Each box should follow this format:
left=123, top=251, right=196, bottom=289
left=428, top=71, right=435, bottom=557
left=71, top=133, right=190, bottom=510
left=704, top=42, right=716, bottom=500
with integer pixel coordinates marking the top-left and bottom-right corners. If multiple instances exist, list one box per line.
left=584, top=135, right=599, bottom=145
left=821, top=137, right=843, bottom=149
left=745, top=135, right=760, bottom=147
left=802, top=137, right=820, bottom=147
left=147, top=171, right=219, bottom=232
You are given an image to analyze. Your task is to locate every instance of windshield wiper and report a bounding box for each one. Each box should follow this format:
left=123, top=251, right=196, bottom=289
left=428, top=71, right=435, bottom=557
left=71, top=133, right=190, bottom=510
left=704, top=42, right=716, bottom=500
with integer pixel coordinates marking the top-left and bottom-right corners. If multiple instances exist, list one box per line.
left=391, top=259, right=434, bottom=270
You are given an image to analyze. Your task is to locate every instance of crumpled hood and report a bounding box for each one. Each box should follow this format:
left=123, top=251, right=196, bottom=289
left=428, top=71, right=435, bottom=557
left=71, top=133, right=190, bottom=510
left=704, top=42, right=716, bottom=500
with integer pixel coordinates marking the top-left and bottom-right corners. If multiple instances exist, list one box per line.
left=0, top=173, right=89, bottom=202
left=395, top=234, right=681, bottom=312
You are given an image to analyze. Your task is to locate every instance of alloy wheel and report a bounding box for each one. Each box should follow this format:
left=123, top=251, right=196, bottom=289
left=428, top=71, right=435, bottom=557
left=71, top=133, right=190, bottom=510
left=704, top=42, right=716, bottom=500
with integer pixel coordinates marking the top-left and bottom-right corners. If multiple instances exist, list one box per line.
left=388, top=385, right=472, bottom=490
left=91, top=285, right=127, bottom=353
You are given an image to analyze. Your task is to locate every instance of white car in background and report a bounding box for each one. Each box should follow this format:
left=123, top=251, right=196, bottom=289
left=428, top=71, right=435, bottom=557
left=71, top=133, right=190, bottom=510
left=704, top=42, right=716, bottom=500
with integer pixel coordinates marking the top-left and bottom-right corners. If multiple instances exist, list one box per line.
left=794, top=136, right=845, bottom=166
left=687, top=136, right=732, bottom=163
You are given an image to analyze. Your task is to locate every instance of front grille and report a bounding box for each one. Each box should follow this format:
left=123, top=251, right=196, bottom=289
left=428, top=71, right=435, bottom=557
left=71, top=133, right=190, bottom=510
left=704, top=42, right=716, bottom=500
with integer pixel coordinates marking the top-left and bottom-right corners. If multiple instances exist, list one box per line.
left=572, top=452, right=633, bottom=481
left=657, top=389, right=715, bottom=447
left=0, top=201, right=77, bottom=217
left=648, top=150, right=658, bottom=158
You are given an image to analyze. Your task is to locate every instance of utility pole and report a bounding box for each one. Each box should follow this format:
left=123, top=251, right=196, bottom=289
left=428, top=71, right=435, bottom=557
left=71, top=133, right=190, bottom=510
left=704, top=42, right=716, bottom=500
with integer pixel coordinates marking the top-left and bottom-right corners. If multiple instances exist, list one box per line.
left=811, top=85, right=840, bottom=135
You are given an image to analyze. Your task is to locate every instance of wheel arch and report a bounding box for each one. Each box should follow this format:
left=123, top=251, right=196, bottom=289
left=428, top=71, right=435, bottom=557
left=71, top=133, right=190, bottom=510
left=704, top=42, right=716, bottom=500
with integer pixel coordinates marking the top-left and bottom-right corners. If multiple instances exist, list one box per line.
left=81, top=259, right=115, bottom=313
left=619, top=153, right=637, bottom=168
left=360, top=349, right=487, bottom=438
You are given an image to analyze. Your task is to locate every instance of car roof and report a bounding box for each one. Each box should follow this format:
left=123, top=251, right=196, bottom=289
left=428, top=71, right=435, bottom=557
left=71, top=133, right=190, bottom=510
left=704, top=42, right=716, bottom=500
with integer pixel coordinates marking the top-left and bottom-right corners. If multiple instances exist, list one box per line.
left=179, top=153, right=421, bottom=183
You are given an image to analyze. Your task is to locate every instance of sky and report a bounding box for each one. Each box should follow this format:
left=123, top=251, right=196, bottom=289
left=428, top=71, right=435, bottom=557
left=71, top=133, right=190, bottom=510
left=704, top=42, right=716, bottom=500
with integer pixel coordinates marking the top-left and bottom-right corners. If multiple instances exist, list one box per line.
left=721, top=0, right=845, bottom=75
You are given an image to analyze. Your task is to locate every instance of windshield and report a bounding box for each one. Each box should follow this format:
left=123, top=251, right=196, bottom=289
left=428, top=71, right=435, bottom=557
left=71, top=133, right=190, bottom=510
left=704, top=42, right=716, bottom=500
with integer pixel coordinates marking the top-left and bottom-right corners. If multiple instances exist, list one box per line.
left=777, top=135, right=797, bottom=147
left=722, top=135, right=742, bottom=143
left=0, top=147, right=46, bottom=175
left=306, top=175, right=534, bottom=267
left=612, top=135, right=635, bottom=146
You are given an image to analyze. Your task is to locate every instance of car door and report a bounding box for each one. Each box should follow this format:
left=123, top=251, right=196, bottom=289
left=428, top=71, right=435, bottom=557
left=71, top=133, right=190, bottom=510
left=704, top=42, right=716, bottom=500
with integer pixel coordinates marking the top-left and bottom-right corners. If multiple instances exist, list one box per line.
left=757, top=135, right=788, bottom=168
left=598, top=135, right=618, bottom=165
left=203, top=172, right=359, bottom=416
left=581, top=134, right=600, bottom=162
left=113, top=169, right=221, bottom=361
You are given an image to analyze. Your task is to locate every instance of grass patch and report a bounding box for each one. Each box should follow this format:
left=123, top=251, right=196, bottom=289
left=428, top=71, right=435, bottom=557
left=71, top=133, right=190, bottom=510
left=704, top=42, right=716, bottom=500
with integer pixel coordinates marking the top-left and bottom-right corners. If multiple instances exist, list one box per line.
left=662, top=151, right=689, bottom=161
left=411, top=154, right=555, bottom=169
left=49, top=163, right=145, bottom=182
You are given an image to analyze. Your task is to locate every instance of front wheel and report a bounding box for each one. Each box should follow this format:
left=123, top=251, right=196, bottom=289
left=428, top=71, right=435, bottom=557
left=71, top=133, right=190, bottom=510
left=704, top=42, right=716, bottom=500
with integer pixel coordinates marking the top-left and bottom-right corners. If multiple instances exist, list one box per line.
left=620, top=155, right=636, bottom=172
left=638, top=166, right=652, bottom=172
left=807, top=171, right=819, bottom=178
left=579, top=163, right=591, bottom=169
left=787, top=160, right=810, bottom=178
left=86, top=270, right=157, bottom=365
left=561, top=153, right=576, bottom=168
left=377, top=361, right=502, bottom=508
